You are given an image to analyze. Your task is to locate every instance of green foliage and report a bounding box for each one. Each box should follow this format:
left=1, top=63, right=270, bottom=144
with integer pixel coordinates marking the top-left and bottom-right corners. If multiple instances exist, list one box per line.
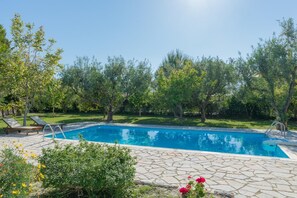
left=38, top=140, right=136, bottom=198
left=61, top=56, right=103, bottom=112
left=0, top=24, right=10, bottom=70
left=155, top=51, right=236, bottom=122
left=61, top=56, right=153, bottom=120
left=0, top=25, right=10, bottom=54
left=123, top=60, right=152, bottom=115
left=179, top=176, right=208, bottom=198
left=2, top=14, right=63, bottom=125
left=159, top=49, right=187, bottom=77
left=132, top=185, right=177, bottom=198
left=194, top=57, right=236, bottom=122
left=0, top=145, right=36, bottom=197
left=102, top=56, right=127, bottom=121
left=0, top=24, right=12, bottom=113
left=3, top=15, right=297, bottom=124
left=238, top=18, right=297, bottom=127
left=156, top=61, right=201, bottom=118
left=32, top=79, right=65, bottom=114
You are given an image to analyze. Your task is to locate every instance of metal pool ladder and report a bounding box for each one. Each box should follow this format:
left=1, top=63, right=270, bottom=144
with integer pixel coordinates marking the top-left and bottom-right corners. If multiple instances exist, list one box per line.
left=43, top=124, right=66, bottom=140
left=265, top=121, right=287, bottom=137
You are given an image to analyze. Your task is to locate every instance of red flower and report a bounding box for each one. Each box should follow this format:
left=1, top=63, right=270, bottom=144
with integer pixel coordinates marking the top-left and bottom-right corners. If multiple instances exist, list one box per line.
left=196, top=176, right=206, bottom=183
left=0, top=163, right=3, bottom=167
left=187, top=175, right=192, bottom=179
left=186, top=184, right=192, bottom=189
left=179, top=187, right=189, bottom=194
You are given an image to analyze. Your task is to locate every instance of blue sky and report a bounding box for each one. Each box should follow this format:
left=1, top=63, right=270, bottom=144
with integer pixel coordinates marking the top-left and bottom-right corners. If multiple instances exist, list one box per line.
left=1, top=0, right=297, bottom=70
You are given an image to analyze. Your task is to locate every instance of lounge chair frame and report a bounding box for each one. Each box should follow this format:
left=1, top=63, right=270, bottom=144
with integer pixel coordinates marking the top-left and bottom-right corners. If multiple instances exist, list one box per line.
left=2, top=118, right=42, bottom=135
left=30, top=116, right=65, bottom=129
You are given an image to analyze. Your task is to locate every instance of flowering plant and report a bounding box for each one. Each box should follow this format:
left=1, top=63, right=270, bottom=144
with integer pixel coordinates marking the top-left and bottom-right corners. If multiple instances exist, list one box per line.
left=0, top=142, right=37, bottom=197
left=179, top=176, right=207, bottom=198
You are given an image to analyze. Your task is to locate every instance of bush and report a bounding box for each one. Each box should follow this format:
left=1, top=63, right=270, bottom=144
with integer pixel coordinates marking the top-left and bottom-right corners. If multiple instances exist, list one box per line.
left=0, top=143, right=36, bottom=197
left=38, top=140, right=136, bottom=198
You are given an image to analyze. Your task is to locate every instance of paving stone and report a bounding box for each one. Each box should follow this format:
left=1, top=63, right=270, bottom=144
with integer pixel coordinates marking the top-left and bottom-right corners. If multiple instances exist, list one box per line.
left=237, top=189, right=256, bottom=197
left=267, top=179, right=290, bottom=185
left=235, top=194, right=248, bottom=198
left=137, top=167, right=147, bottom=174
left=241, top=171, right=255, bottom=177
left=240, top=185, right=260, bottom=193
left=248, top=184, right=273, bottom=191
left=225, top=180, right=245, bottom=190
left=211, top=185, right=235, bottom=192
left=279, top=191, right=297, bottom=197
left=1, top=127, right=297, bottom=198
left=260, top=190, right=287, bottom=198
left=162, top=176, right=179, bottom=184
left=271, top=172, right=295, bottom=178
left=276, top=184, right=292, bottom=192
left=256, top=192, right=275, bottom=198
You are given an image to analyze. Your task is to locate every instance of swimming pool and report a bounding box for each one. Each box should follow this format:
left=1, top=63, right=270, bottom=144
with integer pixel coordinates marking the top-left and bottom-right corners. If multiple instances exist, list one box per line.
left=53, top=125, right=288, bottom=158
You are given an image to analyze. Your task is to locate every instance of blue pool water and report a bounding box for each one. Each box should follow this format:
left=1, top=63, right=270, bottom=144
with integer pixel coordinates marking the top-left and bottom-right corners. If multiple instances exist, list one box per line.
left=53, top=125, right=288, bottom=158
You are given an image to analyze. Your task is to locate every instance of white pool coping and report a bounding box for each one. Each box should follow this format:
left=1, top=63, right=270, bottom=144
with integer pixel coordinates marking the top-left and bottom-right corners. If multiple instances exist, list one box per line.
left=51, top=122, right=297, bottom=160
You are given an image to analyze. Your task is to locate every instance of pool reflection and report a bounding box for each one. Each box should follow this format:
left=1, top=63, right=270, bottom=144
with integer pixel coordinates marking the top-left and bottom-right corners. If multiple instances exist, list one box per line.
left=58, top=125, right=288, bottom=158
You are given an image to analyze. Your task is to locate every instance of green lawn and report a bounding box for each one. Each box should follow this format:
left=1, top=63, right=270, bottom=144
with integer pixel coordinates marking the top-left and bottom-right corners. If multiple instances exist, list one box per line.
left=1, top=112, right=297, bottom=134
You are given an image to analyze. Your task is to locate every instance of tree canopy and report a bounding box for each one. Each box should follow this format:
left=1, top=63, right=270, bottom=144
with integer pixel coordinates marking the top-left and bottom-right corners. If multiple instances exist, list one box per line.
left=238, top=18, right=297, bottom=127
left=0, top=14, right=63, bottom=125
left=1, top=15, right=297, bottom=128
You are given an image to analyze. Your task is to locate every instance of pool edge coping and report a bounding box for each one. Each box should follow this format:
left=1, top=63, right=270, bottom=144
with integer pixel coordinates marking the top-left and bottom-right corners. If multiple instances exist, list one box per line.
left=52, top=122, right=297, bottom=161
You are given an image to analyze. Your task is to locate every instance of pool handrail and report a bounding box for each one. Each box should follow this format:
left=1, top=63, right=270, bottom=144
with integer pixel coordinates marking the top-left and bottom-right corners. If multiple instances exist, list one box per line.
left=265, top=121, right=287, bottom=137
left=43, top=124, right=66, bottom=140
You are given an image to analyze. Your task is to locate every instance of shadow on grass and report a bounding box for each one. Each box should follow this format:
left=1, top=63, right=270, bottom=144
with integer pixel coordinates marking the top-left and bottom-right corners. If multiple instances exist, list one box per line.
left=57, top=118, right=104, bottom=124
left=116, top=117, right=256, bottom=129
left=4, top=113, right=297, bottom=131
left=36, top=114, right=274, bottom=130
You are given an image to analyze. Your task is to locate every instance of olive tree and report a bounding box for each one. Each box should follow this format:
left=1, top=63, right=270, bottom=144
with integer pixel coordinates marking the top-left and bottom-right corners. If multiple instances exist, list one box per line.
left=238, top=18, right=297, bottom=127
left=194, top=57, right=236, bottom=123
left=102, top=56, right=126, bottom=121
left=123, top=60, right=152, bottom=116
left=61, top=57, right=104, bottom=112
left=155, top=61, right=201, bottom=118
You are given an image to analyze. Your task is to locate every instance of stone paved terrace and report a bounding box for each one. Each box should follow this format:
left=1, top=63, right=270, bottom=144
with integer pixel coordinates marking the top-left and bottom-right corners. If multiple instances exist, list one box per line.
left=1, top=124, right=297, bottom=198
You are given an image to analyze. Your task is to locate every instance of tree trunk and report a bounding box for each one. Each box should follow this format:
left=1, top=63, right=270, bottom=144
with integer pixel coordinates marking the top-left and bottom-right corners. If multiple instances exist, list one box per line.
left=200, top=106, right=206, bottom=123
left=16, top=108, right=22, bottom=116
left=107, top=104, right=113, bottom=122
left=23, top=98, right=29, bottom=126
left=177, top=105, right=183, bottom=119
left=279, top=111, right=288, bottom=129
left=275, top=109, right=288, bottom=130
left=139, top=109, right=142, bottom=116
left=173, top=109, right=177, bottom=118
left=12, top=106, right=16, bottom=116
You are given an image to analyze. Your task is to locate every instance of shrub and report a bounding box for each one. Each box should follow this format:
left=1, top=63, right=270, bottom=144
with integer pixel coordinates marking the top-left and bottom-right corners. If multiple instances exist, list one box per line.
left=0, top=143, right=36, bottom=197
left=38, top=140, right=136, bottom=198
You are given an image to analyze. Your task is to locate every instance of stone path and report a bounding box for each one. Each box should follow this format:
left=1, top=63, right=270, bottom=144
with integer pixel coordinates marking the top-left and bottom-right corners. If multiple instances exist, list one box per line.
left=1, top=127, right=297, bottom=197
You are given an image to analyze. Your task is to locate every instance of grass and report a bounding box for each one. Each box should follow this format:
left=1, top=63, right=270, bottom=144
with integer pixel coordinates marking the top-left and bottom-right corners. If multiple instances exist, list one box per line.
left=1, top=112, right=297, bottom=134
left=29, top=183, right=179, bottom=198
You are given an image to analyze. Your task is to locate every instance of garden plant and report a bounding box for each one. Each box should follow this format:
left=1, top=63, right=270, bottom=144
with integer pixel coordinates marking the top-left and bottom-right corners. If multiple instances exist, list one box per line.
left=38, top=140, right=136, bottom=198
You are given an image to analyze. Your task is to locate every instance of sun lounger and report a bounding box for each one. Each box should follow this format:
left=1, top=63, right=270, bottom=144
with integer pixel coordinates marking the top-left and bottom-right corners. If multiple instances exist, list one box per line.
left=2, top=118, right=43, bottom=135
left=29, top=116, right=65, bottom=129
